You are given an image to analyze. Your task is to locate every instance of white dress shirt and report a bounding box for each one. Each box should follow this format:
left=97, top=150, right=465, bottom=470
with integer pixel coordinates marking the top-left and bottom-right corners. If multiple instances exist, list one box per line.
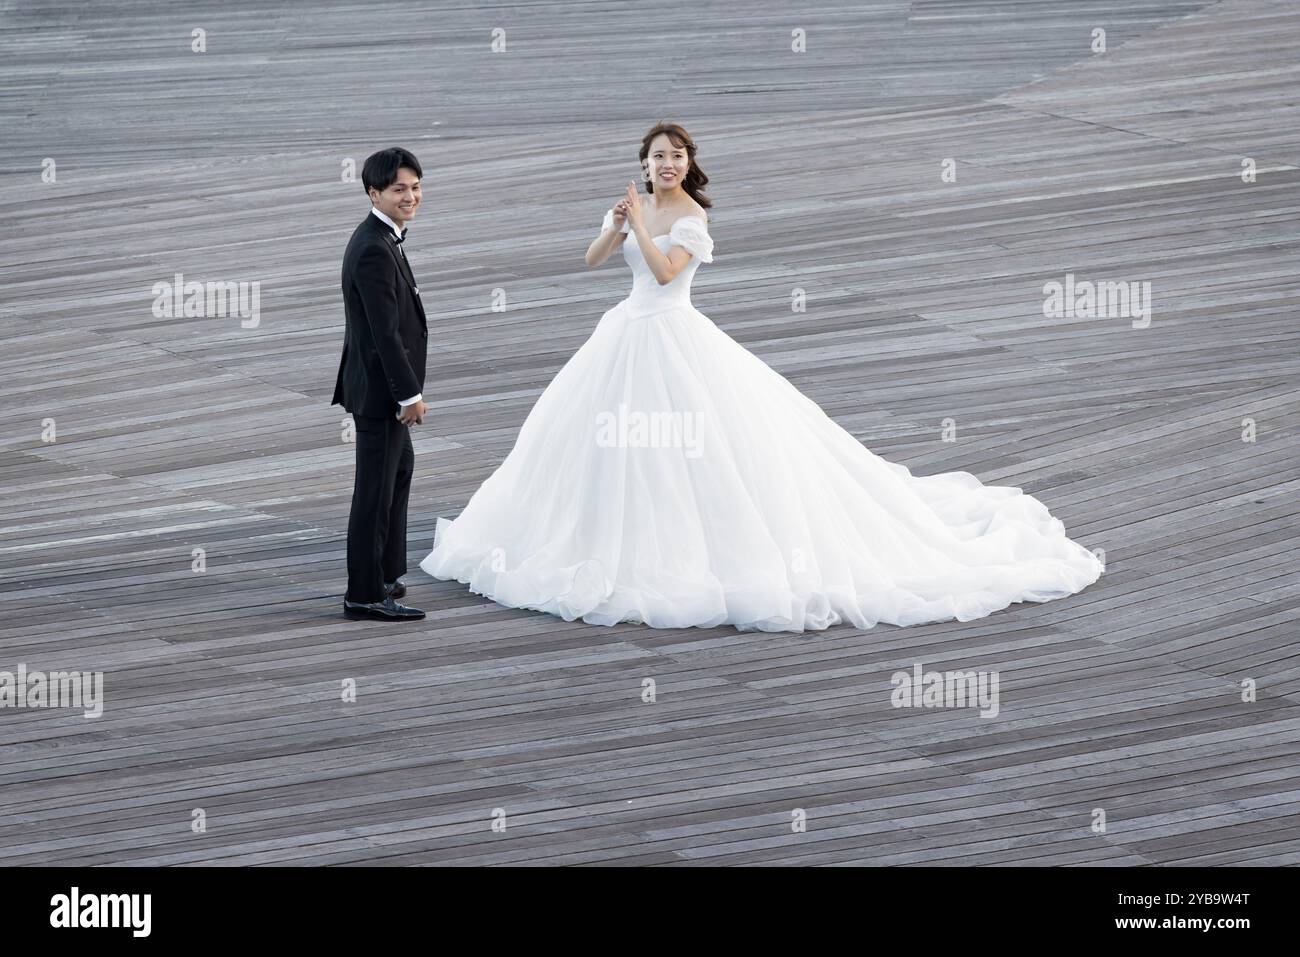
left=368, top=207, right=421, bottom=410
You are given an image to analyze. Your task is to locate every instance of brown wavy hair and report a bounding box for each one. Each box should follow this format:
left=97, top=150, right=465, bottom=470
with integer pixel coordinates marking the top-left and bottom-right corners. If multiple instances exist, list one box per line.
left=639, top=122, right=712, bottom=209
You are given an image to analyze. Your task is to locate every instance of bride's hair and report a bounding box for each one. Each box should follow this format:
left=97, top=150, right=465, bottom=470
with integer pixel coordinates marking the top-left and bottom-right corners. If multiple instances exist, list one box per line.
left=639, top=122, right=712, bottom=210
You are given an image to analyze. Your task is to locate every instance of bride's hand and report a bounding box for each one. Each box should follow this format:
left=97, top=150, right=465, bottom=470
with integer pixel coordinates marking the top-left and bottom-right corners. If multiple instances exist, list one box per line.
left=623, top=182, right=644, bottom=230
left=611, top=199, right=628, bottom=230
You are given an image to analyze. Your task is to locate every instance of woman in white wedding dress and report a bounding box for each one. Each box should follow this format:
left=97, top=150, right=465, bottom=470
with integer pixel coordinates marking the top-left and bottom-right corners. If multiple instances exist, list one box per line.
left=420, top=122, right=1103, bottom=632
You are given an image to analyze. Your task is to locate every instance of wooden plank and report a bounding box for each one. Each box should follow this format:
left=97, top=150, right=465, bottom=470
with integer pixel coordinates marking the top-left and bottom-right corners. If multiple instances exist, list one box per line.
left=1, top=0, right=1297, bottom=866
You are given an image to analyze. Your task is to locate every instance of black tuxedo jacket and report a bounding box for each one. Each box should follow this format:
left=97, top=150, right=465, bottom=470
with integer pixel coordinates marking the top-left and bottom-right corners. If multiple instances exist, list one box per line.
left=332, top=213, right=428, bottom=418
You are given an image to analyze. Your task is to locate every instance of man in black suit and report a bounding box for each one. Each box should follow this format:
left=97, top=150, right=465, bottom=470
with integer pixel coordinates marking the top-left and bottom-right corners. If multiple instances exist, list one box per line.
left=333, top=147, right=429, bottom=621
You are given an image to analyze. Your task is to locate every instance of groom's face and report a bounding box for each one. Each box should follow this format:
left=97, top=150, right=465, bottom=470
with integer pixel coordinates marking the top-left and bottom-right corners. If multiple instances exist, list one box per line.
left=370, top=166, right=421, bottom=227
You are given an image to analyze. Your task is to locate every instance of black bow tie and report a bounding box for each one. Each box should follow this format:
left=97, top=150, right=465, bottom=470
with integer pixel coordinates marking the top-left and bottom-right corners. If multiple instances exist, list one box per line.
left=393, top=230, right=407, bottom=245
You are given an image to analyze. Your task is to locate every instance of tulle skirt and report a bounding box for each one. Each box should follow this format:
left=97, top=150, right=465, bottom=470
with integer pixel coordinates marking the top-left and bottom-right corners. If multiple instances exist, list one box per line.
left=419, top=298, right=1103, bottom=632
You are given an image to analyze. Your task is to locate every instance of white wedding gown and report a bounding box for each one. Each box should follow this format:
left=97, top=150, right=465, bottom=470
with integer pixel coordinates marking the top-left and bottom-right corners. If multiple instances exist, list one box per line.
left=419, top=208, right=1103, bottom=632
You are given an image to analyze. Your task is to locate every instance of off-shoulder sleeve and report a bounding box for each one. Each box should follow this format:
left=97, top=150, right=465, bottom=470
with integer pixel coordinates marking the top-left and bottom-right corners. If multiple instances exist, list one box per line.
left=601, top=208, right=630, bottom=234
left=669, top=216, right=713, bottom=262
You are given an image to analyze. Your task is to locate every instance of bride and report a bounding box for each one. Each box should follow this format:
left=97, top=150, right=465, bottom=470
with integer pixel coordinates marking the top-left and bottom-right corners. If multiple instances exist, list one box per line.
left=419, top=122, right=1103, bottom=632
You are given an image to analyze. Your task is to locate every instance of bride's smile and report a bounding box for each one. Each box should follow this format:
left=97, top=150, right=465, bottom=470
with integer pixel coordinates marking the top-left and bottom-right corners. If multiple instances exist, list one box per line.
left=647, top=145, right=688, bottom=190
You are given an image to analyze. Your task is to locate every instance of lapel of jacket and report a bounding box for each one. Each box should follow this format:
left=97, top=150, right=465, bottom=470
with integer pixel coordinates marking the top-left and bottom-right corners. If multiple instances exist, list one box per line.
left=366, top=214, right=416, bottom=293
left=366, top=214, right=426, bottom=326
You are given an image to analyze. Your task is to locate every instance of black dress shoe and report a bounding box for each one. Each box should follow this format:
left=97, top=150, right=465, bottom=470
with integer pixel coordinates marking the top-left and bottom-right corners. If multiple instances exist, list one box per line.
left=342, top=595, right=425, bottom=621
left=384, top=579, right=407, bottom=599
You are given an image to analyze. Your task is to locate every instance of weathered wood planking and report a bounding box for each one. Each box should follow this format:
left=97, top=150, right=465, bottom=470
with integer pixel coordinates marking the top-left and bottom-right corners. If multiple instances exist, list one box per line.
left=0, top=0, right=1297, bottom=866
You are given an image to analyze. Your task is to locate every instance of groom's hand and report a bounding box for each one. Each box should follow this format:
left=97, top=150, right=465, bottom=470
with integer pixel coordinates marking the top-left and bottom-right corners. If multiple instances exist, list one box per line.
left=398, top=400, right=427, bottom=426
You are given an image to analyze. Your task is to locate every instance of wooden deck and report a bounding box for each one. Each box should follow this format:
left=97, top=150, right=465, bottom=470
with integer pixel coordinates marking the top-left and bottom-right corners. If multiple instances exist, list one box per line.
left=1, top=0, right=1298, bottom=866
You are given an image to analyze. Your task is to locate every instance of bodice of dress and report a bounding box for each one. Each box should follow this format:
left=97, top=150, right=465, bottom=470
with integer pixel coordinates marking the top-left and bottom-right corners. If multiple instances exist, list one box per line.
left=601, top=208, right=714, bottom=312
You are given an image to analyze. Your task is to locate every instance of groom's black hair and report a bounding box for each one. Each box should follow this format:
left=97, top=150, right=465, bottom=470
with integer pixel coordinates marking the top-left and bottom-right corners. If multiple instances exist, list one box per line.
left=363, top=147, right=423, bottom=197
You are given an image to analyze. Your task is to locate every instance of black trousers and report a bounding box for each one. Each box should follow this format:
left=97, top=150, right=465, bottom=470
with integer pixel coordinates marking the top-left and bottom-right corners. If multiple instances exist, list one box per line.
left=346, top=413, right=414, bottom=603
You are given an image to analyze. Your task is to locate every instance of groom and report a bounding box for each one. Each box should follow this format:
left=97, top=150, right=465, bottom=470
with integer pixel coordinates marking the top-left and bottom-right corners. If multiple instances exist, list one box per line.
left=332, top=147, right=429, bottom=621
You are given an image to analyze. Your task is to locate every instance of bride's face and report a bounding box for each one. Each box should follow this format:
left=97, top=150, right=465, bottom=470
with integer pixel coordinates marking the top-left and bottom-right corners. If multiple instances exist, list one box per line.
left=370, top=166, right=422, bottom=225
left=644, top=134, right=689, bottom=190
